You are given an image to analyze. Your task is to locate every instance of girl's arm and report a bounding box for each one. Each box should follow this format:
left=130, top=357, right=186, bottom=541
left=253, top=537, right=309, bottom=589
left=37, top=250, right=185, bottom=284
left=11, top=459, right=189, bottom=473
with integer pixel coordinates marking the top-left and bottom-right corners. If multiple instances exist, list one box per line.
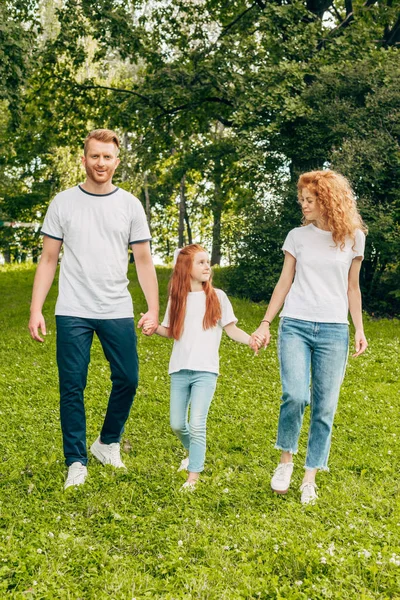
left=252, top=252, right=296, bottom=347
left=348, top=257, right=368, bottom=357
left=223, top=323, right=263, bottom=353
left=154, top=324, right=172, bottom=338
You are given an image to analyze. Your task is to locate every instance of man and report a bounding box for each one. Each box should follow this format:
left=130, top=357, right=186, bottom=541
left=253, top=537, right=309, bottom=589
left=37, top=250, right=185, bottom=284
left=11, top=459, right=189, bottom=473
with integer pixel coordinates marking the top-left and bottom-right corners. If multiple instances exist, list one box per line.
left=29, top=129, right=159, bottom=489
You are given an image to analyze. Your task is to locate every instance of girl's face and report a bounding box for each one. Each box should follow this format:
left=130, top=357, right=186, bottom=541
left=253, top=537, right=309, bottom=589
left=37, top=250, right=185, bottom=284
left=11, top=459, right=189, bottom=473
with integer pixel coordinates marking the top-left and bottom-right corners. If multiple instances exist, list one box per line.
left=191, top=251, right=211, bottom=284
left=299, top=187, right=323, bottom=222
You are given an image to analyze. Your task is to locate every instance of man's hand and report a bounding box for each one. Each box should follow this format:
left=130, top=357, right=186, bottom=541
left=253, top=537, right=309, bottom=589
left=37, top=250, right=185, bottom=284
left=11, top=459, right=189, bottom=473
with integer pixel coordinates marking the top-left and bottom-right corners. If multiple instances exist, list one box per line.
left=138, top=310, right=159, bottom=336
left=29, top=311, right=47, bottom=342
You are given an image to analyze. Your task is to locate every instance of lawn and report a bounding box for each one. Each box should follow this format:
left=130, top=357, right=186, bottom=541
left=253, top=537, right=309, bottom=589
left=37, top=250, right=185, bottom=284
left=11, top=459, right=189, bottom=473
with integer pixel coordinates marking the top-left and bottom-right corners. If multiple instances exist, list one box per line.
left=0, top=264, right=399, bottom=599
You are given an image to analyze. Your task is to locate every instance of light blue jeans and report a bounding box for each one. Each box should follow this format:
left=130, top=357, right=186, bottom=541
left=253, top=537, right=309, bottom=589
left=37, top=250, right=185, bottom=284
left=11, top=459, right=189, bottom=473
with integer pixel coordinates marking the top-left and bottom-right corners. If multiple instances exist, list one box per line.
left=170, top=370, right=218, bottom=473
left=277, top=317, right=349, bottom=470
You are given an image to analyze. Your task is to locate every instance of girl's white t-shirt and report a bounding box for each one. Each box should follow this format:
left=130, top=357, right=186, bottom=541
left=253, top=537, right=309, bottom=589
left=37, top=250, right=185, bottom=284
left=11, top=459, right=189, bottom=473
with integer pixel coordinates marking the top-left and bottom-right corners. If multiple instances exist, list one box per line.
left=162, top=289, right=237, bottom=375
left=280, top=224, right=365, bottom=324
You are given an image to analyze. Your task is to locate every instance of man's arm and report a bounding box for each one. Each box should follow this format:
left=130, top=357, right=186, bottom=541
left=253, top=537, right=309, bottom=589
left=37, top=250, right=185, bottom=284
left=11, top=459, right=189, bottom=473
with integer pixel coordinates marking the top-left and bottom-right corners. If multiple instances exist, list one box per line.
left=131, top=241, right=159, bottom=335
left=29, top=236, right=62, bottom=342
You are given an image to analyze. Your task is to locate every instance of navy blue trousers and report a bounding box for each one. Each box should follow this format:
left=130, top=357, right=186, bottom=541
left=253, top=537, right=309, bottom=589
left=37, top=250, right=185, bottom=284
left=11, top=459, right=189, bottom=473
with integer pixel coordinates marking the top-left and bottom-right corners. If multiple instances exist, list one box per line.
left=56, top=316, right=138, bottom=466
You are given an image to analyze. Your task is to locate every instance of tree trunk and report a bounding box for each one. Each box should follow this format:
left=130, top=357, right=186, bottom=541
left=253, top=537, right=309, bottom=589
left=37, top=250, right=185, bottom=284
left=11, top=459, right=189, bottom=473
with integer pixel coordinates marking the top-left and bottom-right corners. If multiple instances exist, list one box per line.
left=143, top=172, right=151, bottom=229
left=211, top=203, right=222, bottom=265
left=184, top=210, right=192, bottom=245
left=178, top=174, right=186, bottom=248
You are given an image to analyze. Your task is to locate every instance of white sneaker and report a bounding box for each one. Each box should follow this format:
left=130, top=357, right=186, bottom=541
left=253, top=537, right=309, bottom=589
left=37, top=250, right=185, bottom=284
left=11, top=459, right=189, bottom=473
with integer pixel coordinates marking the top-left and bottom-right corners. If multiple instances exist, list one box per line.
left=177, top=457, right=189, bottom=472
left=271, top=462, right=294, bottom=494
left=180, top=480, right=197, bottom=491
left=90, top=436, right=126, bottom=469
left=64, top=462, right=87, bottom=490
left=300, top=482, right=318, bottom=505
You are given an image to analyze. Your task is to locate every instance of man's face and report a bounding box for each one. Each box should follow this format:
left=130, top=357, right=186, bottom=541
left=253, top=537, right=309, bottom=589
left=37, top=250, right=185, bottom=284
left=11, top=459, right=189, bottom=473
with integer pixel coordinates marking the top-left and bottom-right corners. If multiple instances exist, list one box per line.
left=82, top=140, right=120, bottom=185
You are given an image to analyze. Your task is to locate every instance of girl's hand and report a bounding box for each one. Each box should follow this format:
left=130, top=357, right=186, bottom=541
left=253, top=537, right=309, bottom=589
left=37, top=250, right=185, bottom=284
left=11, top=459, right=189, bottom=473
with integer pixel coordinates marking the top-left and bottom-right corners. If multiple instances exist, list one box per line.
left=352, top=330, right=368, bottom=357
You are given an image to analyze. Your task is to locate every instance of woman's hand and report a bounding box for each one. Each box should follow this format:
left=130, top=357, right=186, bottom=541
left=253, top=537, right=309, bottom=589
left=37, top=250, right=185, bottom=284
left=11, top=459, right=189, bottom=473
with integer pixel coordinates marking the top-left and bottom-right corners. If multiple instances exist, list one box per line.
left=352, top=329, right=368, bottom=357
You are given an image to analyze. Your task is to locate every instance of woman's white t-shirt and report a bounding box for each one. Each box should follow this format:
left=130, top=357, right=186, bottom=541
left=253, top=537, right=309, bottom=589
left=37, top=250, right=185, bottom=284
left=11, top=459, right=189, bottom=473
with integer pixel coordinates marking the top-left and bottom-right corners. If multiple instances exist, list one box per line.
left=162, top=289, right=237, bottom=375
left=280, top=224, right=365, bottom=324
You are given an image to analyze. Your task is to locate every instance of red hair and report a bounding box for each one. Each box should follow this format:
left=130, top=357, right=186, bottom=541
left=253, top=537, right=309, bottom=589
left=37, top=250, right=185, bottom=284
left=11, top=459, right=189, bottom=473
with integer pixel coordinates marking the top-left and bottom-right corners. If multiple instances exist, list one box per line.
left=298, top=170, right=367, bottom=249
left=168, top=244, right=222, bottom=340
left=84, top=129, right=120, bottom=156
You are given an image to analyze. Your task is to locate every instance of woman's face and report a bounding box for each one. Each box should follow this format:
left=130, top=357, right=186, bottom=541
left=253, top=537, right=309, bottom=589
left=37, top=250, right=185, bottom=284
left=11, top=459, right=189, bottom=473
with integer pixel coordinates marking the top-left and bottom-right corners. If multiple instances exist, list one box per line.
left=299, top=187, right=322, bottom=222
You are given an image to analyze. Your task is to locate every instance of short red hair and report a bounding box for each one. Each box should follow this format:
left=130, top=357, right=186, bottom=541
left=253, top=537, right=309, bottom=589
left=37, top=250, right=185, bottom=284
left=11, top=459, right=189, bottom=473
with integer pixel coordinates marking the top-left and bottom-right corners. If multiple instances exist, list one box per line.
left=84, top=129, right=120, bottom=156
left=168, top=244, right=222, bottom=340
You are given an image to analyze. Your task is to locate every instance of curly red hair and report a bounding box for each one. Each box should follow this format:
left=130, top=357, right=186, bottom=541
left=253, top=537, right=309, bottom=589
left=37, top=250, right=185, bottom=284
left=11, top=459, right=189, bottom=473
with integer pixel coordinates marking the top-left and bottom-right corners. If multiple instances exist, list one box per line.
left=298, top=170, right=367, bottom=248
left=168, top=244, right=221, bottom=340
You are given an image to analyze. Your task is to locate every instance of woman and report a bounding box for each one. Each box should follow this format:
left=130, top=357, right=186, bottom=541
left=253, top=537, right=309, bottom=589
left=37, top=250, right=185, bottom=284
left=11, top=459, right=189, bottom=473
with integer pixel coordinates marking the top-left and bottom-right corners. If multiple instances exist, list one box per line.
left=254, top=170, right=368, bottom=504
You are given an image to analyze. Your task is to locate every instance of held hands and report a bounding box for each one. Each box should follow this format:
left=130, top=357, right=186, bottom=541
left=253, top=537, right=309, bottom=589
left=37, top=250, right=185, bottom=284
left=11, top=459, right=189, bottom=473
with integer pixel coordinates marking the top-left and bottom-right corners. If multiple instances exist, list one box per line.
left=138, top=311, right=158, bottom=336
left=29, top=311, right=47, bottom=343
left=248, top=333, right=265, bottom=355
left=252, top=324, right=271, bottom=350
left=352, top=330, right=368, bottom=358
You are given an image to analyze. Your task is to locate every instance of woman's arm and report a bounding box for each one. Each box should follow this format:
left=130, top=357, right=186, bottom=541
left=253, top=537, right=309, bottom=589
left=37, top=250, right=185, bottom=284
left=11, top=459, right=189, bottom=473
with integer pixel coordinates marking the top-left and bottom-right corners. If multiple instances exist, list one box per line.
left=252, top=252, right=296, bottom=347
left=348, top=257, right=368, bottom=357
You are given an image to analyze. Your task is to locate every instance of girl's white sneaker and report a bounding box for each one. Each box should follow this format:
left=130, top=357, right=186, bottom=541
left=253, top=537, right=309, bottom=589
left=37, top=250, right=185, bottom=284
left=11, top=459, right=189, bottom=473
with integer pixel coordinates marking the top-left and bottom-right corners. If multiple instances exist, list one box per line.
left=180, top=480, right=196, bottom=491
left=177, top=457, right=189, bottom=472
left=300, top=482, right=318, bottom=505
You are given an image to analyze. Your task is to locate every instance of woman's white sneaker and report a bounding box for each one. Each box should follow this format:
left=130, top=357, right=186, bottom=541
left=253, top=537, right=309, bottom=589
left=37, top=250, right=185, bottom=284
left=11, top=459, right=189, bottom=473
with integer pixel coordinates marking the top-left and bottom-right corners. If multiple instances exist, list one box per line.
left=300, top=482, right=318, bottom=505
left=271, top=462, right=294, bottom=494
left=90, top=437, right=126, bottom=468
left=64, top=462, right=87, bottom=490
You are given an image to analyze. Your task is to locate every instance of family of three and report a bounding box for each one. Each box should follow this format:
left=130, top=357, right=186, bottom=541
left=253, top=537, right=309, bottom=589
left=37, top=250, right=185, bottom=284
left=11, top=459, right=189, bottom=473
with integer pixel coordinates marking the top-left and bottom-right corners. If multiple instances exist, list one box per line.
left=29, top=129, right=368, bottom=505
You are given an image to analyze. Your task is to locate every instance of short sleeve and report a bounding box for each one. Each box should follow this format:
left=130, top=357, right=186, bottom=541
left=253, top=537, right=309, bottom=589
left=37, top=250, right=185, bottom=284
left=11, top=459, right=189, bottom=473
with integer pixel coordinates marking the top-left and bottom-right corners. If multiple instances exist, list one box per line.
left=41, top=197, right=63, bottom=241
left=129, top=197, right=152, bottom=245
left=282, top=229, right=296, bottom=258
left=218, top=290, right=238, bottom=328
left=161, top=299, right=171, bottom=328
left=352, top=230, right=365, bottom=259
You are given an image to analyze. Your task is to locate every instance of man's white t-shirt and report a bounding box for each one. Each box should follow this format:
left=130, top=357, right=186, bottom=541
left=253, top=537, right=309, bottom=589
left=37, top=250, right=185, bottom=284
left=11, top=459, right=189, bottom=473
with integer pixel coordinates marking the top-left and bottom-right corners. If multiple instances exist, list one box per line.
left=280, top=224, right=365, bottom=324
left=162, top=289, right=237, bottom=375
left=41, top=185, right=151, bottom=319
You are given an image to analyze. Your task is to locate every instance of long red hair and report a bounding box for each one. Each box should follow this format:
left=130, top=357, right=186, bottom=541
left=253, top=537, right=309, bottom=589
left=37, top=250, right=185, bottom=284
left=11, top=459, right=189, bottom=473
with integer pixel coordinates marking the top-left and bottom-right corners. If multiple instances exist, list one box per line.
left=168, top=244, right=221, bottom=340
left=298, top=170, right=367, bottom=249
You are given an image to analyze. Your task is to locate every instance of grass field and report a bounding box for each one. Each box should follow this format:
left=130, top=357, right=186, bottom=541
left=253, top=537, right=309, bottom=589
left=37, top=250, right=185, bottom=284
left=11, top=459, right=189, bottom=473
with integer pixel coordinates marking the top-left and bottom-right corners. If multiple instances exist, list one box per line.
left=0, top=264, right=399, bottom=599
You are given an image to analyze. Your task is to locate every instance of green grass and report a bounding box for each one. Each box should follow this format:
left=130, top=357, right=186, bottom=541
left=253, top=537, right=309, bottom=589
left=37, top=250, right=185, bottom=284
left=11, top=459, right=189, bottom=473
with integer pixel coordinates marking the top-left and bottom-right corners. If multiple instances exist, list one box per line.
left=0, top=264, right=399, bottom=599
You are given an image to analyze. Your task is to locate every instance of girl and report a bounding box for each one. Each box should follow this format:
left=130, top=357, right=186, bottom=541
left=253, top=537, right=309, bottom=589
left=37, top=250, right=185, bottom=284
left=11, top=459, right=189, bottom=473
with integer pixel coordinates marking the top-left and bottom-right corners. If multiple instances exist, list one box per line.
left=253, top=170, right=368, bottom=504
left=144, top=244, right=261, bottom=489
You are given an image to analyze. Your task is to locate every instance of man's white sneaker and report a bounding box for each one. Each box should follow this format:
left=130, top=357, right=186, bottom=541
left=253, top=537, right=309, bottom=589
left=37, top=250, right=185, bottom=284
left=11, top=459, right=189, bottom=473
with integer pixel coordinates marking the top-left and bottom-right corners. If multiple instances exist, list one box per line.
left=271, top=462, right=294, bottom=494
left=300, top=482, right=318, bottom=505
left=64, top=462, right=87, bottom=490
left=90, top=437, right=126, bottom=469
left=178, top=457, right=189, bottom=472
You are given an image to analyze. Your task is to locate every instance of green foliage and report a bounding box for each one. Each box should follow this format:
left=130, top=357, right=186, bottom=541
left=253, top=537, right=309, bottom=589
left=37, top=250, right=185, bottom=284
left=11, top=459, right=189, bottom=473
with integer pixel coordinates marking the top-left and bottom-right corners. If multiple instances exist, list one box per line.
left=0, top=265, right=399, bottom=598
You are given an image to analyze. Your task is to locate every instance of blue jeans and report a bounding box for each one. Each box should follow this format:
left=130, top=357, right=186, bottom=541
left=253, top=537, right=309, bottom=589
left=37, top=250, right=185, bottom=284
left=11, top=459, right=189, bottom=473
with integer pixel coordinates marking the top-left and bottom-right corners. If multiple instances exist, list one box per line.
left=277, top=317, right=349, bottom=470
left=56, top=316, right=138, bottom=466
left=170, top=370, right=218, bottom=473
